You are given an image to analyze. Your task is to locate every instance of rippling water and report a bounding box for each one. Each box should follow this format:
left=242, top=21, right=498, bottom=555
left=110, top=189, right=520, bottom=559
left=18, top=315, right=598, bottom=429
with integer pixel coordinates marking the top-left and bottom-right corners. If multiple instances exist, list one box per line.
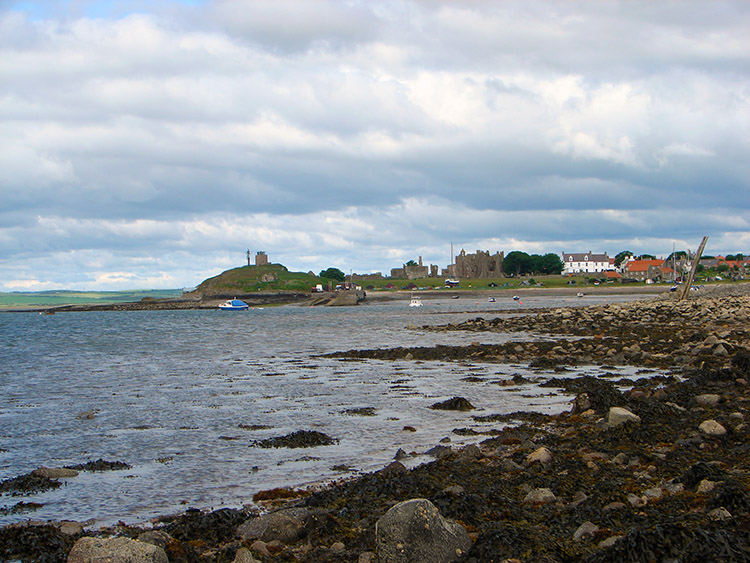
left=0, top=293, right=653, bottom=526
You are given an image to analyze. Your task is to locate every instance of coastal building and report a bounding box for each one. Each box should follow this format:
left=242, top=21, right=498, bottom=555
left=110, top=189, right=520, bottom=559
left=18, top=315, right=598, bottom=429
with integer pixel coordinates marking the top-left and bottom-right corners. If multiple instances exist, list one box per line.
left=452, top=249, right=505, bottom=278
left=390, top=256, right=433, bottom=279
left=622, top=259, right=666, bottom=282
left=255, top=251, right=269, bottom=266
left=561, top=252, right=611, bottom=275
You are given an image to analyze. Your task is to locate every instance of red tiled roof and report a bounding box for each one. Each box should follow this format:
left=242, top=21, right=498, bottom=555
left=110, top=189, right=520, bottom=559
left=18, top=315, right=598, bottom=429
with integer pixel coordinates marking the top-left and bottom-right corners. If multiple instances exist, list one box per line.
left=625, top=259, right=664, bottom=272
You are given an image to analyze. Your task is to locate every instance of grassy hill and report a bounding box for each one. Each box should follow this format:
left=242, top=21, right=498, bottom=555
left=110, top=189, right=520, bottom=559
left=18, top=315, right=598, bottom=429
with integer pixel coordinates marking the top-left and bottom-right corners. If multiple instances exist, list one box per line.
left=191, top=263, right=320, bottom=296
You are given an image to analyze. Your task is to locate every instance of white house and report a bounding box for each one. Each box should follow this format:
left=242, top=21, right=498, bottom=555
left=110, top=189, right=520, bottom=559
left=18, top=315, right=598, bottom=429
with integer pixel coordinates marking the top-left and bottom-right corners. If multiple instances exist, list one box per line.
left=561, top=252, right=612, bottom=275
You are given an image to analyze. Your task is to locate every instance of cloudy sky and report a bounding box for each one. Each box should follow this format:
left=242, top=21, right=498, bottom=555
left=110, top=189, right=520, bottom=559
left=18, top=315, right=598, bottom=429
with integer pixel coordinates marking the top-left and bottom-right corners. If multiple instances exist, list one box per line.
left=1, top=0, right=748, bottom=290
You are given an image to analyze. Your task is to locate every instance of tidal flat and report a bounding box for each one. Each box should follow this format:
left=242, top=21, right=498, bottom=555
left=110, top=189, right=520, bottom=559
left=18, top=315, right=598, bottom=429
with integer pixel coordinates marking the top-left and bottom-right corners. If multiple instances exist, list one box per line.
left=2, top=284, right=750, bottom=561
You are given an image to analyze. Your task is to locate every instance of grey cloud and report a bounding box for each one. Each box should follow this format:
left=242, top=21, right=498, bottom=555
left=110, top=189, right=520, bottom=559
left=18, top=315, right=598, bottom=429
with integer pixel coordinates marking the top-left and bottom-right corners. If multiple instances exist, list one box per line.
left=0, top=1, right=748, bottom=290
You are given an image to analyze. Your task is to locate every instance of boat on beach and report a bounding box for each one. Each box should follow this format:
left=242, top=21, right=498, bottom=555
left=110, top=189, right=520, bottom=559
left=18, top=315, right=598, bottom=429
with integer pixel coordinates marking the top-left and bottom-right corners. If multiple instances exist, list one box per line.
left=218, top=299, right=249, bottom=311
left=409, top=295, right=423, bottom=307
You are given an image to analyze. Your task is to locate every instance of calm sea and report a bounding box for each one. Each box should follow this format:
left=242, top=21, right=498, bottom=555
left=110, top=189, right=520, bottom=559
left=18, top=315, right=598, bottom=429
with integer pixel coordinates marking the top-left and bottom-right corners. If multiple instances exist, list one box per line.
left=0, top=293, right=652, bottom=527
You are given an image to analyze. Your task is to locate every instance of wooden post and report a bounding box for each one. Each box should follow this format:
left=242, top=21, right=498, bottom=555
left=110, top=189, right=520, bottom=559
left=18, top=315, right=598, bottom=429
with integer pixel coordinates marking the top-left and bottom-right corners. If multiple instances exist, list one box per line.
left=679, top=236, right=708, bottom=300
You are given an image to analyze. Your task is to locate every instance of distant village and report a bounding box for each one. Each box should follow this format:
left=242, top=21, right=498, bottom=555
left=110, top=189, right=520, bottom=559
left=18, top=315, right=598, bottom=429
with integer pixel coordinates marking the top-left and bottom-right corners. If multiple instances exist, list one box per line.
left=248, top=248, right=749, bottom=286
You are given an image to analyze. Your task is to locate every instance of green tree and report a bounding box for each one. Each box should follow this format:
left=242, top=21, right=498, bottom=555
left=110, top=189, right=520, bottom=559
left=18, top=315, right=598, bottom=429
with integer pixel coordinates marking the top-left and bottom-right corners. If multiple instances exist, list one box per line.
left=538, top=253, right=564, bottom=274
left=405, top=260, right=418, bottom=266
left=614, top=250, right=633, bottom=267
left=503, top=251, right=532, bottom=276
left=319, top=267, right=346, bottom=282
left=666, top=250, right=687, bottom=262
left=638, top=254, right=656, bottom=260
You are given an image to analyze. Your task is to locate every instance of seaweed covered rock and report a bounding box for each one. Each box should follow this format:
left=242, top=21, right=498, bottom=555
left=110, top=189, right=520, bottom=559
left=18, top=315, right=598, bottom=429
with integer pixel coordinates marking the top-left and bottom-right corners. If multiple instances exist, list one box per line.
left=0, top=472, right=62, bottom=496
left=251, top=430, right=338, bottom=448
left=65, top=459, right=131, bottom=472
left=375, top=498, right=471, bottom=563
left=164, top=507, right=247, bottom=545
left=0, top=524, right=77, bottom=563
left=429, top=397, right=475, bottom=411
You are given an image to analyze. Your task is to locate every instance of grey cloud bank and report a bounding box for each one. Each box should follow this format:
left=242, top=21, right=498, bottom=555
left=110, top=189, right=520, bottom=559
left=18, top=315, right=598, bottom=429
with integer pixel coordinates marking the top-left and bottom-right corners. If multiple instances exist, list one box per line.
left=1, top=0, right=748, bottom=290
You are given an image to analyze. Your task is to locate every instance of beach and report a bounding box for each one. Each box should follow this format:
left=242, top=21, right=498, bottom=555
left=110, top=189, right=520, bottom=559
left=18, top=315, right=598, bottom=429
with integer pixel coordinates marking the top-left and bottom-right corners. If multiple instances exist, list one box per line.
left=2, top=283, right=750, bottom=562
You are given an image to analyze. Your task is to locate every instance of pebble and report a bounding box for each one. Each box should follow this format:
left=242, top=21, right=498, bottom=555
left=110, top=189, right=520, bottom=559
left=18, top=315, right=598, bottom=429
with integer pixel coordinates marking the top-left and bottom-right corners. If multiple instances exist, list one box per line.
left=699, top=419, right=727, bottom=436
left=523, top=488, right=556, bottom=504
left=608, top=406, right=641, bottom=427
left=526, top=446, right=553, bottom=465
left=695, top=394, right=721, bottom=407
left=573, top=521, right=599, bottom=541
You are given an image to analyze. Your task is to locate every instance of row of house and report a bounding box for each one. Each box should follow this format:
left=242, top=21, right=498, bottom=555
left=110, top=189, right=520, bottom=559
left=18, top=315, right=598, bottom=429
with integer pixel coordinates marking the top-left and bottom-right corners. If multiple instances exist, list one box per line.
left=382, top=251, right=748, bottom=283
left=561, top=251, right=683, bottom=282
left=563, top=252, right=750, bottom=283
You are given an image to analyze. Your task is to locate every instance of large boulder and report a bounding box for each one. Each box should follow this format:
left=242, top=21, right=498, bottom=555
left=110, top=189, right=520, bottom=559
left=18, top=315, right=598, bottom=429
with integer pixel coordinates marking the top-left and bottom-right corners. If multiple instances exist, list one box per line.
left=67, top=536, right=168, bottom=563
left=236, top=509, right=307, bottom=544
left=375, top=498, right=471, bottom=563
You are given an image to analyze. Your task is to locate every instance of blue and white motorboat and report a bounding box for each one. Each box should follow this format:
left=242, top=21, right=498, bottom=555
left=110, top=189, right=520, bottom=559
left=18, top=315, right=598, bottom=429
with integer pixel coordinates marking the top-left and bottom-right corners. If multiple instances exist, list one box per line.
left=219, top=299, right=249, bottom=311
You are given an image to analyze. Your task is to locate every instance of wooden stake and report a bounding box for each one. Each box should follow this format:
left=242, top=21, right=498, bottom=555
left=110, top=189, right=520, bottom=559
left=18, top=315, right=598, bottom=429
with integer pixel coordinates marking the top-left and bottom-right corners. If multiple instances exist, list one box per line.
left=679, top=236, right=708, bottom=300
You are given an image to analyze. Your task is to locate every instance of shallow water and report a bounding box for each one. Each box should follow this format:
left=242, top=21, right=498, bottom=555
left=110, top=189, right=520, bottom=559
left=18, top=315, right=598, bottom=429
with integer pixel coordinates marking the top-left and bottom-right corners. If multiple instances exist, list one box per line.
left=0, top=293, right=654, bottom=526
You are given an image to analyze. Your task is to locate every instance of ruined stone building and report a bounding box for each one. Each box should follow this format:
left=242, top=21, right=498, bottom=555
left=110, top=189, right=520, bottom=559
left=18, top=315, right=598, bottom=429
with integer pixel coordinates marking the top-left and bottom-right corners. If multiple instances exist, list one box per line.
left=390, top=256, right=434, bottom=279
left=452, top=249, right=505, bottom=278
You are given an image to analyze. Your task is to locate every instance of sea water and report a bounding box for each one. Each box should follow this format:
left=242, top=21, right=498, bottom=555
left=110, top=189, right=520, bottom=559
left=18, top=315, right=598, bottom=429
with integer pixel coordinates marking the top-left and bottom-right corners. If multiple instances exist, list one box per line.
left=0, top=294, right=652, bottom=526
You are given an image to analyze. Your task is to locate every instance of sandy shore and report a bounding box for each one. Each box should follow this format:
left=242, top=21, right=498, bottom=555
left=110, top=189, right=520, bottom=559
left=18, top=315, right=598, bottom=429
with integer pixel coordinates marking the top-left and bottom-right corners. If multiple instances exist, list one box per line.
left=365, top=283, right=673, bottom=301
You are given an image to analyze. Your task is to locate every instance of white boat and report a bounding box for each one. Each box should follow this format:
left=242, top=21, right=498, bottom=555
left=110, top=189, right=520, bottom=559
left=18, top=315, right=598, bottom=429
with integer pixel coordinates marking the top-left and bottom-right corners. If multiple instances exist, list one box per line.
left=488, top=297, right=496, bottom=303
left=409, top=295, right=423, bottom=307
left=512, top=295, right=520, bottom=301
left=219, top=298, right=249, bottom=311
left=577, top=292, right=585, bottom=298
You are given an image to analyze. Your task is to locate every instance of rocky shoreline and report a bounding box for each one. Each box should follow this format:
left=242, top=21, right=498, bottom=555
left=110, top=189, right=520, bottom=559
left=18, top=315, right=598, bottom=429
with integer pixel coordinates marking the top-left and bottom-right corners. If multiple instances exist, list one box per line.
left=3, top=283, right=750, bottom=562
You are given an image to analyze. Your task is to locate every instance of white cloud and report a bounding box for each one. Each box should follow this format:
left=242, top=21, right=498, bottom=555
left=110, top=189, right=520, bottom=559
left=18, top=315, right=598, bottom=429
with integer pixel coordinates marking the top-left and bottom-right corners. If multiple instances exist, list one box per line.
left=0, top=1, right=747, bottom=289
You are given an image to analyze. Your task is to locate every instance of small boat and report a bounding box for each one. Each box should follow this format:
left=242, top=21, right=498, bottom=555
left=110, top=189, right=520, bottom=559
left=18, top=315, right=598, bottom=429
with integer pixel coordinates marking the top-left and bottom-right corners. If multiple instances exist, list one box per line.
left=488, top=297, right=496, bottom=303
left=409, top=295, right=423, bottom=307
left=512, top=295, right=520, bottom=301
left=577, top=292, right=585, bottom=298
left=219, top=298, right=249, bottom=311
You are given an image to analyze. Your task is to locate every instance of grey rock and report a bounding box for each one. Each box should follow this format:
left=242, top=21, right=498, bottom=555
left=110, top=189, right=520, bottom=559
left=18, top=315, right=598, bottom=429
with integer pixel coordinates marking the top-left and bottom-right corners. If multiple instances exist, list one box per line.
left=137, top=530, right=172, bottom=549
left=55, top=521, right=83, bottom=536
left=608, top=407, right=641, bottom=427
left=708, top=507, right=732, bottom=521
left=699, top=419, right=727, bottom=436
left=236, top=509, right=307, bottom=544
left=695, top=394, right=721, bottom=407
left=573, top=521, right=599, bottom=541
left=714, top=344, right=729, bottom=356
left=232, top=547, right=259, bottom=563
left=425, top=445, right=452, bottom=459
left=455, top=444, right=481, bottom=462
left=375, top=498, right=471, bottom=563
left=598, top=535, right=624, bottom=549
left=67, top=537, right=168, bottom=563
left=523, top=488, right=556, bottom=505
left=526, top=446, right=552, bottom=465
left=32, top=467, right=79, bottom=479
